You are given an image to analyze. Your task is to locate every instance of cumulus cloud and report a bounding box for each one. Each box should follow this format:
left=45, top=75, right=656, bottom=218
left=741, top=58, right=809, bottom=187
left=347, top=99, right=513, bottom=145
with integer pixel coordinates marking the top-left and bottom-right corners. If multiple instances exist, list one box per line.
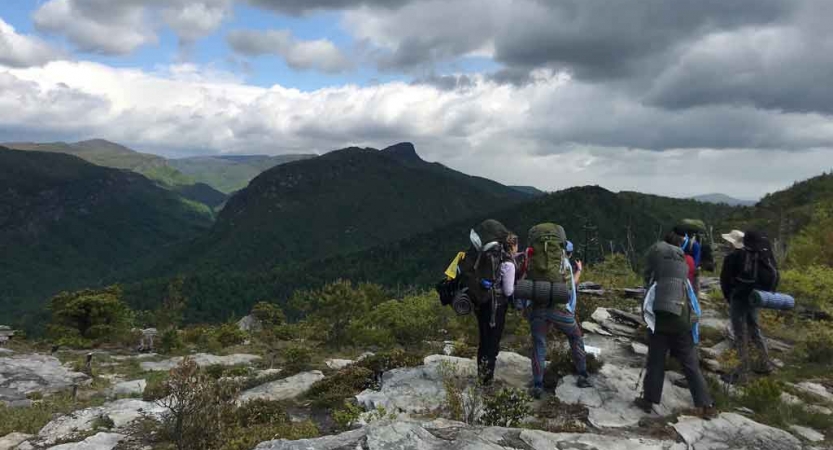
left=32, top=0, right=232, bottom=55
left=246, top=0, right=410, bottom=15
left=0, top=18, right=63, bottom=67
left=1, top=61, right=831, bottom=198
left=227, top=29, right=352, bottom=73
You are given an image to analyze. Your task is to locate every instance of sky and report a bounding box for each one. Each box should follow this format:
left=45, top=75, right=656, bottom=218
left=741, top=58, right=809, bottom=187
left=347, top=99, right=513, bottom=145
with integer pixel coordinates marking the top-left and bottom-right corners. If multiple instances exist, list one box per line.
left=0, top=0, right=832, bottom=199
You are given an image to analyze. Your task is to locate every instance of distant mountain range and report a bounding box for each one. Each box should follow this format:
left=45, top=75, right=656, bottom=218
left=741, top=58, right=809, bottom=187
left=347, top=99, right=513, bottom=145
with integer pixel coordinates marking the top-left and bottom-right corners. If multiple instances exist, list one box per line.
left=691, top=193, right=757, bottom=207
left=169, top=154, right=315, bottom=194
left=0, top=147, right=213, bottom=320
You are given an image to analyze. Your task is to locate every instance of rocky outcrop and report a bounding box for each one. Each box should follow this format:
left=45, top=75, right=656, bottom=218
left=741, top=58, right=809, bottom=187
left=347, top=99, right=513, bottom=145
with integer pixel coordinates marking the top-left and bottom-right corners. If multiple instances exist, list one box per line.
left=325, top=359, right=354, bottom=370
left=673, top=413, right=802, bottom=450
left=139, top=353, right=261, bottom=371
left=356, top=353, right=532, bottom=416
left=109, top=379, right=146, bottom=397
left=555, top=364, right=693, bottom=428
left=47, top=433, right=125, bottom=450
left=36, top=399, right=165, bottom=446
left=0, top=354, right=88, bottom=403
left=0, top=432, right=33, bottom=450
left=239, top=371, right=325, bottom=403
left=255, top=419, right=685, bottom=450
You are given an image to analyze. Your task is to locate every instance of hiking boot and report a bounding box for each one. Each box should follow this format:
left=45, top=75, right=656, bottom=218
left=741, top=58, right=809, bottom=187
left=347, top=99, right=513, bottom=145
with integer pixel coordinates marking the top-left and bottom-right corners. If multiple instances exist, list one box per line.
left=633, top=397, right=654, bottom=414
left=753, top=361, right=775, bottom=375
left=699, top=404, right=719, bottom=420
left=576, top=375, right=592, bottom=389
left=529, top=386, right=544, bottom=400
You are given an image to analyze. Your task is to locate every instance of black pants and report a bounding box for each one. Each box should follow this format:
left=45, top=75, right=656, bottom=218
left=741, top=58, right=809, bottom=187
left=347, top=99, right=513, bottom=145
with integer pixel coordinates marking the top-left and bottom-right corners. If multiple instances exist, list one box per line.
left=476, top=302, right=508, bottom=385
left=643, top=329, right=713, bottom=407
left=730, top=296, right=769, bottom=374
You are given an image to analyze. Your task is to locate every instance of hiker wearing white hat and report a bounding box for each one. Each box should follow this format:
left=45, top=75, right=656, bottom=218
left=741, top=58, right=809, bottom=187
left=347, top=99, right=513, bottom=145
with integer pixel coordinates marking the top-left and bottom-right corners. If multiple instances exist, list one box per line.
left=721, top=230, right=745, bottom=250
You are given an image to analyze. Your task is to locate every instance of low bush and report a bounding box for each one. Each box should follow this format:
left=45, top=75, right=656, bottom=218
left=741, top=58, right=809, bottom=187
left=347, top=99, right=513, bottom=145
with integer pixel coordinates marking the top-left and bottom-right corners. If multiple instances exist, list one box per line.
left=159, top=329, right=183, bottom=354
left=798, top=322, right=833, bottom=364
left=481, top=388, right=532, bottom=427
left=356, top=349, right=425, bottom=374
left=305, top=366, right=374, bottom=408
left=213, top=323, right=247, bottom=348
left=283, top=345, right=313, bottom=372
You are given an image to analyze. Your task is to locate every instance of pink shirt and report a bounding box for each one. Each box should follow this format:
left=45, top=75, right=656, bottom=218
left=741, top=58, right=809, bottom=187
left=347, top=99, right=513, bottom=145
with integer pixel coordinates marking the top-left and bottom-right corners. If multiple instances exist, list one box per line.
left=500, top=261, right=516, bottom=297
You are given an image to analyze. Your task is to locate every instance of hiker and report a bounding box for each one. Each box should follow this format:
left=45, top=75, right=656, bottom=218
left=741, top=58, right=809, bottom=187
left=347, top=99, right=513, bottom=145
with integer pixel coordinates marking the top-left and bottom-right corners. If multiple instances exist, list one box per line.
left=720, top=230, right=778, bottom=380
left=517, top=223, right=591, bottom=398
left=457, top=219, right=519, bottom=386
left=636, top=232, right=716, bottom=418
left=565, top=241, right=583, bottom=283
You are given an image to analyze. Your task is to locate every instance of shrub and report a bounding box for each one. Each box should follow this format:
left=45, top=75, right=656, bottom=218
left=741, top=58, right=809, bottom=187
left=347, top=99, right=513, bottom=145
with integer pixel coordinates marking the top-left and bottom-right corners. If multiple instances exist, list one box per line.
left=251, top=302, right=286, bottom=327
left=481, top=388, right=532, bottom=427
left=332, top=399, right=364, bottom=432
left=283, top=345, right=313, bottom=372
left=437, top=360, right=482, bottom=425
left=544, top=346, right=603, bottom=388
left=780, top=266, right=833, bottom=317
left=799, top=323, right=833, bottom=364
left=305, top=366, right=374, bottom=408
left=235, top=399, right=290, bottom=427
left=142, top=372, right=170, bottom=402
left=155, top=358, right=239, bottom=450
left=740, top=378, right=783, bottom=412
left=347, top=294, right=445, bottom=348
left=581, top=254, right=642, bottom=289
left=213, top=323, right=247, bottom=348
left=159, top=329, right=183, bottom=354
left=356, top=349, right=424, bottom=374
left=46, top=286, right=132, bottom=348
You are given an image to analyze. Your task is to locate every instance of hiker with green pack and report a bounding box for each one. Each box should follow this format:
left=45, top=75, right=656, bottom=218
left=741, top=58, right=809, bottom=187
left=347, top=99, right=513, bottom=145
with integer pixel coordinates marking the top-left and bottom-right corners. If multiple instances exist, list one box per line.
left=516, top=223, right=591, bottom=398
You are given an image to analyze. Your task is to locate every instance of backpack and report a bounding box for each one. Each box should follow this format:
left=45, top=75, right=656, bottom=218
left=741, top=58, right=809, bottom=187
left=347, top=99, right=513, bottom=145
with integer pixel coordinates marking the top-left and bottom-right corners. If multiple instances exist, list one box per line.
left=673, top=219, right=715, bottom=271
left=526, top=223, right=567, bottom=282
left=737, top=245, right=780, bottom=293
left=457, top=219, right=513, bottom=308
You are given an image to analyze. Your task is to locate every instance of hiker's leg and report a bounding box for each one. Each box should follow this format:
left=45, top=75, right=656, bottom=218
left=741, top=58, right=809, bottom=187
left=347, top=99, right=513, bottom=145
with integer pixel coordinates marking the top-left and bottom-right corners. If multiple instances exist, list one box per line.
left=747, top=306, right=771, bottom=369
left=550, top=310, right=587, bottom=375
left=643, top=331, right=670, bottom=404
left=529, top=312, right=548, bottom=388
left=672, top=331, right=714, bottom=407
left=476, top=305, right=491, bottom=381
left=730, top=297, right=751, bottom=376
left=482, top=303, right=508, bottom=384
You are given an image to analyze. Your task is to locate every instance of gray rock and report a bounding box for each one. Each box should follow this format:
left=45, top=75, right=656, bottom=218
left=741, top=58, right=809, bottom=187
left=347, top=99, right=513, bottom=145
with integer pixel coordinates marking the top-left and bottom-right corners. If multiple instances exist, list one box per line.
left=109, top=379, right=146, bottom=397
left=109, top=353, right=157, bottom=361
left=239, top=371, right=325, bottom=403
left=356, top=353, right=531, bottom=417
left=581, top=321, right=613, bottom=336
left=47, top=433, right=125, bottom=450
left=608, top=308, right=645, bottom=326
left=703, top=358, right=721, bottom=373
left=140, top=353, right=261, bottom=371
left=0, top=354, right=88, bottom=402
left=255, top=419, right=684, bottom=450
left=37, top=399, right=165, bottom=446
left=237, top=315, right=262, bottom=333
left=673, top=413, right=802, bottom=450
left=591, top=308, right=611, bottom=323
left=600, top=320, right=638, bottom=337
left=0, top=432, right=33, bottom=450
left=790, top=382, right=833, bottom=402
left=325, top=359, right=354, bottom=370
left=780, top=392, right=804, bottom=406
left=806, top=404, right=833, bottom=415
left=555, top=364, right=693, bottom=428
left=789, top=425, right=825, bottom=442
left=701, top=340, right=733, bottom=359
left=0, top=348, right=13, bottom=355
left=631, top=342, right=648, bottom=356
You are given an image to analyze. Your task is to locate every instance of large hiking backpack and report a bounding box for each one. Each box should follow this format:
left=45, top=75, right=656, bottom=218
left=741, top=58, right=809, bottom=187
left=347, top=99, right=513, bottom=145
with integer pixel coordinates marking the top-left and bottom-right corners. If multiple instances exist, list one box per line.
left=737, top=244, right=780, bottom=293
left=527, top=223, right=567, bottom=282
left=457, top=219, right=512, bottom=308
left=673, top=219, right=715, bottom=271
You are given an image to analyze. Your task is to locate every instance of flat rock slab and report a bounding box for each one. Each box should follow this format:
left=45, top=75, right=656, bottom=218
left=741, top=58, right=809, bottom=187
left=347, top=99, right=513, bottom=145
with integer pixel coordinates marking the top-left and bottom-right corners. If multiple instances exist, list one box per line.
left=601, top=320, right=639, bottom=337
left=356, top=353, right=532, bottom=416
left=582, top=321, right=613, bottom=336
left=109, top=353, right=157, bottom=361
left=47, top=432, right=125, bottom=450
left=0, top=432, right=33, bottom=450
left=109, top=379, right=146, bottom=397
left=37, top=399, right=165, bottom=446
left=555, top=364, right=693, bottom=428
left=239, top=371, right=325, bottom=403
left=701, top=340, right=733, bottom=359
left=140, top=353, right=261, bottom=371
left=674, top=413, right=802, bottom=450
left=790, top=381, right=833, bottom=403
left=591, top=308, right=612, bottom=323
left=790, top=425, right=825, bottom=442
left=255, top=419, right=684, bottom=450
left=0, top=354, right=88, bottom=402
left=631, top=342, right=649, bottom=356
left=325, top=359, right=354, bottom=370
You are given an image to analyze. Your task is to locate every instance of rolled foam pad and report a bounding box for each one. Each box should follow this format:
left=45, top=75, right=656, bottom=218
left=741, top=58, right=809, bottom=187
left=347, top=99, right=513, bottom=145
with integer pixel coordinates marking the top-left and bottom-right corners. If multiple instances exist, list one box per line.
left=515, top=279, right=570, bottom=305
left=750, top=290, right=795, bottom=311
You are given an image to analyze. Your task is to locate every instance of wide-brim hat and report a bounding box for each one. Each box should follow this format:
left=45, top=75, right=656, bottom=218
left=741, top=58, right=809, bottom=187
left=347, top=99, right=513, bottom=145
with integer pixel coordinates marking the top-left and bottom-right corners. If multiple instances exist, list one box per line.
left=721, top=230, right=745, bottom=249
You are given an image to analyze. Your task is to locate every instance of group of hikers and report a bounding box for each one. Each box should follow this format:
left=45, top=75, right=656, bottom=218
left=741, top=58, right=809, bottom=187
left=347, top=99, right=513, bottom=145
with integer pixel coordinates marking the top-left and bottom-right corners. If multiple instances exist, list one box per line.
left=439, top=218, right=784, bottom=419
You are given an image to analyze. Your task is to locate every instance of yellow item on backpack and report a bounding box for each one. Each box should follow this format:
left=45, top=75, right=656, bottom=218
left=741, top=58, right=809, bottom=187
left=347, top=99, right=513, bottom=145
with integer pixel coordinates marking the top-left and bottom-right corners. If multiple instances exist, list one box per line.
left=444, top=252, right=466, bottom=279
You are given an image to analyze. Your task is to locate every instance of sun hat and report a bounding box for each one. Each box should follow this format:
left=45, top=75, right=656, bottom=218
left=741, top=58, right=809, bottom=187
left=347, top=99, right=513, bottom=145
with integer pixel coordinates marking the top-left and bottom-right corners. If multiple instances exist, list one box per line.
left=721, top=230, right=745, bottom=249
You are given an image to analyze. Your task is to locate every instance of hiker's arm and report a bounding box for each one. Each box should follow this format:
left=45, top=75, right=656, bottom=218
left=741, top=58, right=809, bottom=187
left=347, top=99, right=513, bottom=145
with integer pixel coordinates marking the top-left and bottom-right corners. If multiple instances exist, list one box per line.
left=573, top=260, right=582, bottom=284
left=720, top=253, right=734, bottom=301
left=501, top=262, right=516, bottom=297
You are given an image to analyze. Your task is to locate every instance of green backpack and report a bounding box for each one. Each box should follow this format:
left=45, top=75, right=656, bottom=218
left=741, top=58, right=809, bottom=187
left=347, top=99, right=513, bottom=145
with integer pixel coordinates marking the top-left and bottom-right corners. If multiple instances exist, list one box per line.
left=527, top=223, right=567, bottom=282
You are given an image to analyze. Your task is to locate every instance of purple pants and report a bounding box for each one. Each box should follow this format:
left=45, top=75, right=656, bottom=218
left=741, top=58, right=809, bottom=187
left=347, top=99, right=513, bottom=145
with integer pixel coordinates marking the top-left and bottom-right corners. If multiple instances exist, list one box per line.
left=528, top=308, right=587, bottom=388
